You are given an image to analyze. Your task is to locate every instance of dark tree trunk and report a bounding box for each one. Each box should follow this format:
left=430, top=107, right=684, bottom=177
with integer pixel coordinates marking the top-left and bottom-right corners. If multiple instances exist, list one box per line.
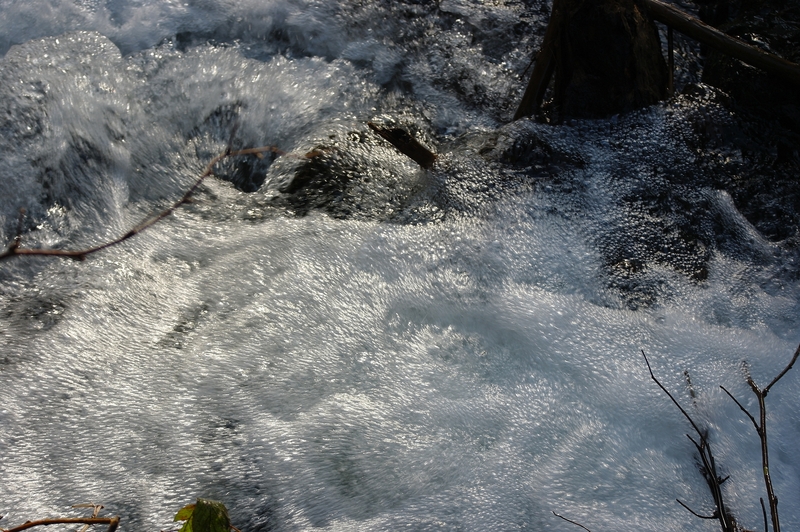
left=553, top=0, right=668, bottom=119
left=515, top=0, right=668, bottom=121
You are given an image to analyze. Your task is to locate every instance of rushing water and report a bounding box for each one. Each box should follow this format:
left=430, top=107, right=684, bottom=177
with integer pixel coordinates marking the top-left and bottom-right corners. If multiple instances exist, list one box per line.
left=1, top=1, right=799, bottom=531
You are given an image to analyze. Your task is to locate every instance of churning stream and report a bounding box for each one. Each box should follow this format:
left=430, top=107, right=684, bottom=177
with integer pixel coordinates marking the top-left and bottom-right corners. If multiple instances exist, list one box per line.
left=1, top=1, right=799, bottom=530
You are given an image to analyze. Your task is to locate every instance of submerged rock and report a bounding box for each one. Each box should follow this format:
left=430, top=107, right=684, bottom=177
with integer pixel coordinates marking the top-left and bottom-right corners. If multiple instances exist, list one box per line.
left=263, top=126, right=430, bottom=221
left=214, top=96, right=795, bottom=300
left=230, top=119, right=585, bottom=225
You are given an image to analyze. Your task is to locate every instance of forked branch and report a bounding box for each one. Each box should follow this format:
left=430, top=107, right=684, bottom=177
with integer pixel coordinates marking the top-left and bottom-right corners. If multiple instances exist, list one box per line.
left=720, top=342, right=800, bottom=532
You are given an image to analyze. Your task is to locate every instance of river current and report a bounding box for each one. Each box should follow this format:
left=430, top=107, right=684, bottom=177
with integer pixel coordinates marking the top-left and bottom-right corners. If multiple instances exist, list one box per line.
left=1, top=1, right=799, bottom=531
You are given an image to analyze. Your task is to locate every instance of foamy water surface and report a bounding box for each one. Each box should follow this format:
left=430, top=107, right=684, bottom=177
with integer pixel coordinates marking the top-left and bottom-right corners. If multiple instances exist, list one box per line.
left=1, top=1, right=799, bottom=531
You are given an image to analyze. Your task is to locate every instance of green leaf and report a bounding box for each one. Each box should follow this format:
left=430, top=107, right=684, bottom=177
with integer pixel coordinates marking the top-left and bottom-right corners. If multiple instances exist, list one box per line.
left=192, top=499, right=230, bottom=532
left=174, top=504, right=196, bottom=522
left=174, top=499, right=230, bottom=532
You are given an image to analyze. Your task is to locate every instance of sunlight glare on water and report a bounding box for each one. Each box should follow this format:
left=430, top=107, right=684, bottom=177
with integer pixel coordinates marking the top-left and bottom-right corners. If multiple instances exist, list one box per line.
left=0, top=1, right=799, bottom=531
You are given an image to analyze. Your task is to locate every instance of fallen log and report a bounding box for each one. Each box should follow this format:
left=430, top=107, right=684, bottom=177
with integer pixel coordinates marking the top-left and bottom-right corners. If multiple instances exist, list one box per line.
left=644, top=0, right=800, bottom=88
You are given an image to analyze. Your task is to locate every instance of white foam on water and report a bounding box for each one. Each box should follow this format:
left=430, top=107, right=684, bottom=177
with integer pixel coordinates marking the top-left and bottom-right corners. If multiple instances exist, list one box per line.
left=2, top=196, right=799, bottom=531
left=0, top=1, right=799, bottom=531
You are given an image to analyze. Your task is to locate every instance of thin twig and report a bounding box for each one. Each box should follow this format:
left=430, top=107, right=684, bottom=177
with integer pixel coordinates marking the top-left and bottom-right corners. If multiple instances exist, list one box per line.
left=760, top=498, right=768, bottom=532
left=642, top=351, right=736, bottom=532
left=552, top=511, right=592, bottom=531
left=642, top=351, right=704, bottom=437
left=764, top=343, right=800, bottom=394
left=73, top=503, right=104, bottom=532
left=720, top=385, right=758, bottom=430
left=1, top=516, right=120, bottom=532
left=676, top=498, right=717, bottom=519
left=0, top=145, right=308, bottom=262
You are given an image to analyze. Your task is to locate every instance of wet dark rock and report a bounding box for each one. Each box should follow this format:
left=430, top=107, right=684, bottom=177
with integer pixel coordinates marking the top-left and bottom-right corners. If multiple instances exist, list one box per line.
left=223, top=156, right=273, bottom=193
left=186, top=101, right=277, bottom=193
left=0, top=32, right=134, bottom=243
left=241, top=123, right=534, bottom=224
left=278, top=150, right=355, bottom=218
left=264, top=127, right=429, bottom=221
left=552, top=0, right=668, bottom=119
left=487, top=124, right=585, bottom=173
left=688, top=0, right=800, bottom=248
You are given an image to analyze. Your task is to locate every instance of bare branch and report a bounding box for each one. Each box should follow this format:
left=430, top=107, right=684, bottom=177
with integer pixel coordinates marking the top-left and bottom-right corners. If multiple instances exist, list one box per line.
left=1, top=516, right=120, bottom=532
left=733, top=343, right=800, bottom=532
left=764, top=343, right=800, bottom=394
left=643, top=351, right=736, bottom=532
left=552, top=512, right=592, bottom=532
left=641, top=351, right=703, bottom=437
left=0, top=145, right=313, bottom=262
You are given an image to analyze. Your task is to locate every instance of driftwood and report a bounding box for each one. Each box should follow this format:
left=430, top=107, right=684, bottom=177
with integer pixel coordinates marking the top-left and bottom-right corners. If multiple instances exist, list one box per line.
left=515, top=0, right=667, bottom=121
left=513, top=2, right=563, bottom=120
left=0, top=516, right=119, bottom=532
left=367, top=122, right=437, bottom=169
left=1, top=517, right=120, bottom=532
left=644, top=0, right=800, bottom=88
left=0, top=502, right=118, bottom=532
